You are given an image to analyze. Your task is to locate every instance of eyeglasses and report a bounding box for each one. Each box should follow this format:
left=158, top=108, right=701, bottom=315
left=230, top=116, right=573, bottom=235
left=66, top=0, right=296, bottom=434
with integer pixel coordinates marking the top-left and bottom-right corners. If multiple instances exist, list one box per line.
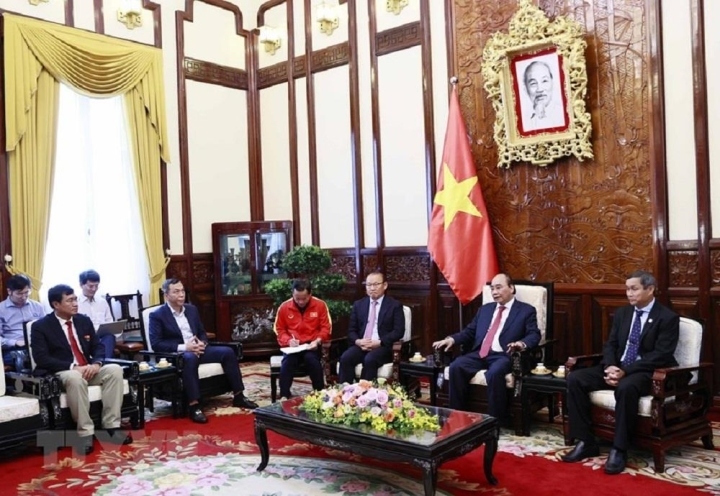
left=364, top=282, right=385, bottom=288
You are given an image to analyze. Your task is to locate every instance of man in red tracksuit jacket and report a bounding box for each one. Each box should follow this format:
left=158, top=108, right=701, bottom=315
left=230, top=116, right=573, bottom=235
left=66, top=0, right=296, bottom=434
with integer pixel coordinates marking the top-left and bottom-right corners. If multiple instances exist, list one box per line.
left=273, top=279, right=332, bottom=399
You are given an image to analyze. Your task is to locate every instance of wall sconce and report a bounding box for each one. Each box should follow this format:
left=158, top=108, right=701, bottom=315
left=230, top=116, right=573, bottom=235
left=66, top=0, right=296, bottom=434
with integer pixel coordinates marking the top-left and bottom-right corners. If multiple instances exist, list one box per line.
left=316, top=0, right=339, bottom=36
left=386, top=0, right=409, bottom=15
left=28, top=0, right=49, bottom=5
left=117, top=0, right=143, bottom=30
left=258, top=26, right=282, bottom=56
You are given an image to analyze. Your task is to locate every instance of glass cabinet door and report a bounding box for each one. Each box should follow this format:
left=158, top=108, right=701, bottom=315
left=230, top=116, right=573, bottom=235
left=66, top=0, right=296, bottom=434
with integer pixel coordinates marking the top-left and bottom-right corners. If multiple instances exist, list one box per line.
left=256, top=230, right=288, bottom=292
left=219, top=233, right=252, bottom=295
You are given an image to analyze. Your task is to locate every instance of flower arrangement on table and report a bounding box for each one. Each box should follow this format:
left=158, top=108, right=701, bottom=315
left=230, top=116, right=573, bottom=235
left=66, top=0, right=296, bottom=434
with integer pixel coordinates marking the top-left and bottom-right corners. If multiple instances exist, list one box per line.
left=301, top=380, right=441, bottom=433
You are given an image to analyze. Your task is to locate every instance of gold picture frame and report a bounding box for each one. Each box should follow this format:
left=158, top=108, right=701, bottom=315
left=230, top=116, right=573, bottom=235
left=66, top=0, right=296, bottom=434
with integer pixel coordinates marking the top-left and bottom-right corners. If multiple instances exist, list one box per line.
left=481, top=0, right=593, bottom=168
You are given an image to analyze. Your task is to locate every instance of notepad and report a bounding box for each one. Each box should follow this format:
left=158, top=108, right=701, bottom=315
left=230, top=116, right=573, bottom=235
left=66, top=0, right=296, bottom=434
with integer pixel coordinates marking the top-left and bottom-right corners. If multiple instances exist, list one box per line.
left=280, top=344, right=310, bottom=354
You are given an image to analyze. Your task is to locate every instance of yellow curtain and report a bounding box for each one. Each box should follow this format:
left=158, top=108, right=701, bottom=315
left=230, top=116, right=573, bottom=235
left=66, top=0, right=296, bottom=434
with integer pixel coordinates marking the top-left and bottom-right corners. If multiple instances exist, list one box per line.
left=4, top=14, right=170, bottom=303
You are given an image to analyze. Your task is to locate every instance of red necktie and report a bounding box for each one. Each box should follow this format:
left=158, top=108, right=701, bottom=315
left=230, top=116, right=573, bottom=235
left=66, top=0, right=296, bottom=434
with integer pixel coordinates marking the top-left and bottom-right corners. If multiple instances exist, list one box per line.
left=363, top=300, right=378, bottom=339
left=479, top=305, right=506, bottom=358
left=66, top=320, right=88, bottom=366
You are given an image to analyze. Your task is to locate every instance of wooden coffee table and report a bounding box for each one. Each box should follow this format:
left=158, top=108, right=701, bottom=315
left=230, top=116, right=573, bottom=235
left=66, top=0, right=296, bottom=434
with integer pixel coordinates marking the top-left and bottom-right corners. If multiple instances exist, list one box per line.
left=254, top=397, right=499, bottom=495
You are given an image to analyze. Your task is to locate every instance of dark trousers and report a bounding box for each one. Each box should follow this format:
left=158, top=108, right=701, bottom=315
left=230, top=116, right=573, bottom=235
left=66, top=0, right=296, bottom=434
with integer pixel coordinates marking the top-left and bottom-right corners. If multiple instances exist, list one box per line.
left=566, top=364, right=652, bottom=451
left=448, top=351, right=511, bottom=419
left=182, top=346, right=244, bottom=403
left=338, top=344, right=393, bottom=384
left=98, top=334, right=117, bottom=360
left=279, top=349, right=324, bottom=397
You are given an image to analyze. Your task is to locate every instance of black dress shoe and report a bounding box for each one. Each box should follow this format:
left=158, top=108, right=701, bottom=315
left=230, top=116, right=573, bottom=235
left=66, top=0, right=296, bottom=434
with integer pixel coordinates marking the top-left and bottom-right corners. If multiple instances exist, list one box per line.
left=604, top=448, right=627, bottom=475
left=105, top=429, right=133, bottom=445
left=233, top=394, right=258, bottom=409
left=561, top=440, right=600, bottom=463
left=75, top=436, right=94, bottom=455
left=189, top=407, right=208, bottom=424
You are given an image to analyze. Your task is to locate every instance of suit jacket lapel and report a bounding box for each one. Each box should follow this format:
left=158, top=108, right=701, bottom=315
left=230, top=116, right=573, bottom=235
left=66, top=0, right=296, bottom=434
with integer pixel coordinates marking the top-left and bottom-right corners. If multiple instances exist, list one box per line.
left=376, top=298, right=388, bottom=325
left=163, top=305, right=183, bottom=337
left=640, top=305, right=661, bottom=339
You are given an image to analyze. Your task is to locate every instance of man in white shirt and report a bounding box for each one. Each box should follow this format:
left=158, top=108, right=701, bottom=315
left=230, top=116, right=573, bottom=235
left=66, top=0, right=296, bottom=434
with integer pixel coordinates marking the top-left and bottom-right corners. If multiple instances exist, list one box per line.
left=77, top=270, right=116, bottom=359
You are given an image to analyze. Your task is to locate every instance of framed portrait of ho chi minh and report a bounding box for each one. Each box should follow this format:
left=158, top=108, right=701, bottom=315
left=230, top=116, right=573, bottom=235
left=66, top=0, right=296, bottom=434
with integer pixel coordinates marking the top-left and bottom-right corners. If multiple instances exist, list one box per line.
left=481, top=0, right=593, bottom=168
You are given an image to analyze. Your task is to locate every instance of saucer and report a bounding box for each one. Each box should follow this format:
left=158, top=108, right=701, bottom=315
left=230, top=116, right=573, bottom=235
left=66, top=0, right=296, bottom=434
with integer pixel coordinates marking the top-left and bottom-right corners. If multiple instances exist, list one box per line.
left=531, top=368, right=552, bottom=375
left=409, top=357, right=425, bottom=363
left=552, top=371, right=566, bottom=378
left=156, top=362, right=170, bottom=368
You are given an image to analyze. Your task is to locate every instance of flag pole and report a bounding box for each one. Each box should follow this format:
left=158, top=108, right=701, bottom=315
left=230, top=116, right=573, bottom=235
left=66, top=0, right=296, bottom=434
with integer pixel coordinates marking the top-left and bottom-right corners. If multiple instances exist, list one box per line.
left=449, top=75, right=466, bottom=329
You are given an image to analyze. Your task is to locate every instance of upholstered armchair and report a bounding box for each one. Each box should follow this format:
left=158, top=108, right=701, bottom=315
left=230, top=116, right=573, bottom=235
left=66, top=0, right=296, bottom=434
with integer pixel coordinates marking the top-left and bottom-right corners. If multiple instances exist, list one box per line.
left=23, top=321, right=140, bottom=432
left=436, top=280, right=554, bottom=434
left=1, top=353, right=58, bottom=450
left=322, top=305, right=414, bottom=386
left=564, top=316, right=713, bottom=472
left=140, top=304, right=241, bottom=414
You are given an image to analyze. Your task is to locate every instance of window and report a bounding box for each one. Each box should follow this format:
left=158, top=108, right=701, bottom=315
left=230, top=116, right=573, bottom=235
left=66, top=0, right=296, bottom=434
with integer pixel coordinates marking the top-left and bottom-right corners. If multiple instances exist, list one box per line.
left=40, top=84, right=149, bottom=306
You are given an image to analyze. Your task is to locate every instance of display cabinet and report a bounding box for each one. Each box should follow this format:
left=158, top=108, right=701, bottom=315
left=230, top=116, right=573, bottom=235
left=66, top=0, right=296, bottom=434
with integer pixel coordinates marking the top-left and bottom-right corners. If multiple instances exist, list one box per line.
left=212, top=221, right=292, bottom=357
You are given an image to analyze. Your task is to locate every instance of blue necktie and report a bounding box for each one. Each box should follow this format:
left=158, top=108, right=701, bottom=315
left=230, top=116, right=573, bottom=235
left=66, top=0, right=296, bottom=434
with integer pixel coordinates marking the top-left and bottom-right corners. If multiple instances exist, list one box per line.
left=622, top=309, right=644, bottom=367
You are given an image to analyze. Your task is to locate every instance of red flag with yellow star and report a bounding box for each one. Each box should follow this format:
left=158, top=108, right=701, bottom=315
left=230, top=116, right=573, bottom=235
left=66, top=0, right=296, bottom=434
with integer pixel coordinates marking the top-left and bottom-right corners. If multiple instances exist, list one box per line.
left=428, top=87, right=499, bottom=304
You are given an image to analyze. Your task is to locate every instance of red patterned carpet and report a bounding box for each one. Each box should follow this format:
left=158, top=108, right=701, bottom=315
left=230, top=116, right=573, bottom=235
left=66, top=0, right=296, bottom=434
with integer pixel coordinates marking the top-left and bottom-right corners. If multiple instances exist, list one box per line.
left=1, top=362, right=718, bottom=495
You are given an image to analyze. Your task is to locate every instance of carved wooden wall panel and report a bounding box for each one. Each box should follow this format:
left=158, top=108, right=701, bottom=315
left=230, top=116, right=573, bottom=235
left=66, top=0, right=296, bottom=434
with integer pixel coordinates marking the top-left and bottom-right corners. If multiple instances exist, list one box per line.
left=453, top=0, right=653, bottom=284
left=669, top=251, right=699, bottom=287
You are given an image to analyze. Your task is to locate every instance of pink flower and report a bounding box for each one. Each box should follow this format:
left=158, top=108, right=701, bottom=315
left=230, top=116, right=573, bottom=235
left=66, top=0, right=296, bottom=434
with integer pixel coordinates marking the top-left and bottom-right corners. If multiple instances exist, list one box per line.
left=375, top=389, right=389, bottom=405
left=393, top=398, right=403, bottom=408
left=363, top=388, right=378, bottom=402
left=356, top=395, right=369, bottom=408
left=112, top=479, right=154, bottom=495
left=180, top=459, right=219, bottom=474
left=340, top=480, right=371, bottom=492
left=196, top=473, right=229, bottom=486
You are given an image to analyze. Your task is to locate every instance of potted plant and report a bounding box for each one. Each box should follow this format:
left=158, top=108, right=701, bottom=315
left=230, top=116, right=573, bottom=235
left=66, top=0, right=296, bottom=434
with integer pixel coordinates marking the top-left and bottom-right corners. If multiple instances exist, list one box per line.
left=264, top=245, right=351, bottom=321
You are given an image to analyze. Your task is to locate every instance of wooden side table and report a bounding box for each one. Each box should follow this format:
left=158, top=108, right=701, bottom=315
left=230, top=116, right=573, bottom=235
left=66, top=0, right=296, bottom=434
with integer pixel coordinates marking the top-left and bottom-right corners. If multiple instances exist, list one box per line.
left=134, top=365, right=179, bottom=427
left=399, top=359, right=442, bottom=406
left=520, top=372, right=568, bottom=440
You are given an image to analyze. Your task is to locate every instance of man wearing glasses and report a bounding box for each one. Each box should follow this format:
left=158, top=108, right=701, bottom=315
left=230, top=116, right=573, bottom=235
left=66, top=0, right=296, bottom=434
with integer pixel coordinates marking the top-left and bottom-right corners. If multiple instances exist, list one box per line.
left=338, top=271, right=405, bottom=384
left=0, top=274, right=46, bottom=372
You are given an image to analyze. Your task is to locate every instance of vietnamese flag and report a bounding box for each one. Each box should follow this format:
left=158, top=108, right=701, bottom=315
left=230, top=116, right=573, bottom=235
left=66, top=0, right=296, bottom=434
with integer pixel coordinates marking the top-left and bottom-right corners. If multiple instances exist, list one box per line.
left=428, top=87, right=499, bottom=305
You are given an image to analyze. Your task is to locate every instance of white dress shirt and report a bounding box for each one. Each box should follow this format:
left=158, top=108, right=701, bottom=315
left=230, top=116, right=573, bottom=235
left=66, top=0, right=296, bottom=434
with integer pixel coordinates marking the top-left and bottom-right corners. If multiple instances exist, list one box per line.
left=78, top=294, right=113, bottom=330
left=490, top=298, right=515, bottom=352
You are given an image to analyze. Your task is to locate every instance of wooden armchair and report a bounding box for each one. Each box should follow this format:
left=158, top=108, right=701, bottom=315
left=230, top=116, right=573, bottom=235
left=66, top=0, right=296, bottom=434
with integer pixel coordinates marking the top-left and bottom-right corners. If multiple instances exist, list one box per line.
left=1, top=353, right=58, bottom=450
left=24, top=321, right=141, bottom=431
left=106, top=291, right=144, bottom=359
left=564, top=316, right=713, bottom=473
left=436, top=280, right=554, bottom=434
left=140, top=304, right=241, bottom=415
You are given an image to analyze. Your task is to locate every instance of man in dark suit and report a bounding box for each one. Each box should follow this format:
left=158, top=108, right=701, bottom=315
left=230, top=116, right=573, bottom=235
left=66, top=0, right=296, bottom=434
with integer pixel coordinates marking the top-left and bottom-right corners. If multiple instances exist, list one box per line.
left=433, top=273, right=540, bottom=419
left=338, top=271, right=405, bottom=383
left=149, top=278, right=258, bottom=424
left=562, top=270, right=679, bottom=475
left=31, top=284, right=132, bottom=455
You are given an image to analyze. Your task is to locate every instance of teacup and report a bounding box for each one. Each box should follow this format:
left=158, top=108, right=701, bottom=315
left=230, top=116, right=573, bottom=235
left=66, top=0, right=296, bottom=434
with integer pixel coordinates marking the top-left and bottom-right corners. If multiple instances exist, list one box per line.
left=139, top=361, right=150, bottom=371
left=157, top=359, right=169, bottom=368
left=555, top=365, right=566, bottom=377
left=412, top=352, right=422, bottom=361
left=535, top=362, right=549, bottom=372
